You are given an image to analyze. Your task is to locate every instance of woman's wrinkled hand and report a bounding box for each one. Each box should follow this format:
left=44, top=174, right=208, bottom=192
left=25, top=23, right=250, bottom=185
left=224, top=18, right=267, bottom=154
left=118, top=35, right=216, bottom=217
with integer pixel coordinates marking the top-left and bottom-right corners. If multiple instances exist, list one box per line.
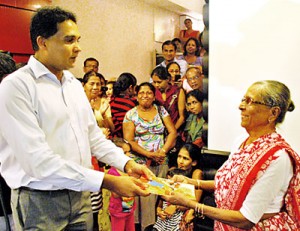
left=169, top=174, right=188, bottom=185
left=161, top=191, right=189, bottom=208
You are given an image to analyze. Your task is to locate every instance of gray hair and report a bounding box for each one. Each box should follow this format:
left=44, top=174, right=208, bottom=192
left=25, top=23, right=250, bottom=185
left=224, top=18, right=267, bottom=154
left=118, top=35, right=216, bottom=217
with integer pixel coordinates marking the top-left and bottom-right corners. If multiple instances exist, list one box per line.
left=251, top=80, right=295, bottom=124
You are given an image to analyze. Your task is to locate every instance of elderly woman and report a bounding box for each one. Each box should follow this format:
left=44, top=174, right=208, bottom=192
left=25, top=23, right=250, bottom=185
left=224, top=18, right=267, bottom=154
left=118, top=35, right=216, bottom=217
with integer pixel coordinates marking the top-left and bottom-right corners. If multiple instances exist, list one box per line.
left=82, top=71, right=114, bottom=136
left=162, top=80, right=299, bottom=230
left=123, top=82, right=177, bottom=230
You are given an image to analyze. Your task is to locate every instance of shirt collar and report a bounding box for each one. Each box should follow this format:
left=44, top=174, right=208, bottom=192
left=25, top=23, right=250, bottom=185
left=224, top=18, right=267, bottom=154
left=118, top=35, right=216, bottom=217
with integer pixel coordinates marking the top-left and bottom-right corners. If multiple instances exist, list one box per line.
left=28, top=56, right=74, bottom=84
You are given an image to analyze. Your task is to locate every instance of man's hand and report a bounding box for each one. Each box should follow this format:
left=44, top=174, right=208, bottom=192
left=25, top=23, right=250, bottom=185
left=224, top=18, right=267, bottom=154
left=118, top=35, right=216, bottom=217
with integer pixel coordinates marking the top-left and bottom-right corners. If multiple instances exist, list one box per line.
left=102, top=174, right=150, bottom=197
left=124, top=160, right=154, bottom=180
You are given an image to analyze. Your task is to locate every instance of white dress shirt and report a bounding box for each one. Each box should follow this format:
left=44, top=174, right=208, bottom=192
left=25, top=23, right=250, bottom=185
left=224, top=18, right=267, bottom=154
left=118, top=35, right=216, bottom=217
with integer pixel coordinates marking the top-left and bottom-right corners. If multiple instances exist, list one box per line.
left=0, top=56, right=130, bottom=192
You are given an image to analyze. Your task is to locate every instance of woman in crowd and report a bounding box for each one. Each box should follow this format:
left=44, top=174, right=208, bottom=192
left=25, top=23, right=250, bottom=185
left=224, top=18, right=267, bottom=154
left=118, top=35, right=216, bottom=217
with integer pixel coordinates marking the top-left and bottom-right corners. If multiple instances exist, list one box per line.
left=82, top=70, right=114, bottom=230
left=182, top=89, right=206, bottom=148
left=166, top=61, right=181, bottom=87
left=110, top=72, right=137, bottom=138
left=83, top=70, right=114, bottom=136
left=151, top=66, right=186, bottom=131
left=179, top=18, right=200, bottom=46
left=179, top=37, right=203, bottom=67
left=123, top=82, right=177, bottom=230
left=153, top=143, right=204, bottom=231
left=162, top=80, right=300, bottom=230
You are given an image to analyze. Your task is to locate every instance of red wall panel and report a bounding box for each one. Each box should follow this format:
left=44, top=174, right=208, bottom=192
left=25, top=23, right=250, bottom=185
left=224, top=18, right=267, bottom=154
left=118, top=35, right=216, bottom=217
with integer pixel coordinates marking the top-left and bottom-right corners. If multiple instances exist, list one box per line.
left=0, top=0, right=51, bottom=63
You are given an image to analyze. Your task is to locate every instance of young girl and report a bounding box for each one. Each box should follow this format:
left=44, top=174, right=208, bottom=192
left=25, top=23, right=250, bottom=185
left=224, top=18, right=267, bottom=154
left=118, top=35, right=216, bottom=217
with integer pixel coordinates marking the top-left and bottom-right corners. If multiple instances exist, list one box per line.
left=153, top=143, right=203, bottom=231
left=182, top=89, right=206, bottom=148
left=106, top=80, right=115, bottom=101
left=108, top=163, right=136, bottom=231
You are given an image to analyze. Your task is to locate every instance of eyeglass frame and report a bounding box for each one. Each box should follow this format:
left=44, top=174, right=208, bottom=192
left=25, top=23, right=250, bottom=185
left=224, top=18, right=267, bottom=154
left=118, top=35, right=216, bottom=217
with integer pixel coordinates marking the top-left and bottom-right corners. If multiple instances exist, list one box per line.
left=187, top=75, right=201, bottom=82
left=241, top=96, right=274, bottom=107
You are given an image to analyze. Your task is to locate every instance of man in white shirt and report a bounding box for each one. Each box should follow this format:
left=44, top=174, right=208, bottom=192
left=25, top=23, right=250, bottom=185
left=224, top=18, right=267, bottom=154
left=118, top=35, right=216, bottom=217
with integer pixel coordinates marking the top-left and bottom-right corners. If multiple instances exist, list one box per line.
left=150, top=40, right=188, bottom=83
left=0, top=6, right=152, bottom=231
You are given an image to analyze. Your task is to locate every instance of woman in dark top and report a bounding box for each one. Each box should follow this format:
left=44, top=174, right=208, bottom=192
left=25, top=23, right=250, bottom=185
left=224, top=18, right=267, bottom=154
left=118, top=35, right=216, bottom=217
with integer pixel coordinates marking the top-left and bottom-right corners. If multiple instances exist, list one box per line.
left=110, top=72, right=137, bottom=138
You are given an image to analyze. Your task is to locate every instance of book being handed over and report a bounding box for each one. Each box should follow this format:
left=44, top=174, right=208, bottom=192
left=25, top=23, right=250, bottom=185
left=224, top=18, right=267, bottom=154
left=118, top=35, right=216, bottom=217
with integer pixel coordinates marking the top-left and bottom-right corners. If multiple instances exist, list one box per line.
left=140, top=176, right=195, bottom=200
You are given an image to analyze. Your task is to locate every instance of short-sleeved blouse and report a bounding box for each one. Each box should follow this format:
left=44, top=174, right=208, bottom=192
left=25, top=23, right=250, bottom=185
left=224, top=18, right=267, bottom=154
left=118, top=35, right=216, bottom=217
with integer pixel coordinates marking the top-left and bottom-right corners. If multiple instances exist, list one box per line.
left=123, top=104, right=168, bottom=153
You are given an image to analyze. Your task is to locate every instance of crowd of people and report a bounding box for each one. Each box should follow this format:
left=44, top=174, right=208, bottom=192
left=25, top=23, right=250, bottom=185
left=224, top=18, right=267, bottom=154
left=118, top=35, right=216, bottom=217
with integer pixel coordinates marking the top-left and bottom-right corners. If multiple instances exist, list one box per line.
left=0, top=6, right=299, bottom=231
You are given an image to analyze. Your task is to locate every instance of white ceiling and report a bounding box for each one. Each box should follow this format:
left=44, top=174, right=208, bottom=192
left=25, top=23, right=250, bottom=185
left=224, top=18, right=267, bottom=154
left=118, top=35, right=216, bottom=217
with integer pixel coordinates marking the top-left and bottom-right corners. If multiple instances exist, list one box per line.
left=143, top=0, right=205, bottom=19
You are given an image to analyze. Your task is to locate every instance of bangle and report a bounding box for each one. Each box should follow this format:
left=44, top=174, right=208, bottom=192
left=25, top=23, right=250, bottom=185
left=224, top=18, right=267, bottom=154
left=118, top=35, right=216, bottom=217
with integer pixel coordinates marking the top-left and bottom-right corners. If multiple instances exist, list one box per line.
left=196, top=180, right=201, bottom=190
left=161, top=148, right=166, bottom=153
left=195, top=203, right=205, bottom=219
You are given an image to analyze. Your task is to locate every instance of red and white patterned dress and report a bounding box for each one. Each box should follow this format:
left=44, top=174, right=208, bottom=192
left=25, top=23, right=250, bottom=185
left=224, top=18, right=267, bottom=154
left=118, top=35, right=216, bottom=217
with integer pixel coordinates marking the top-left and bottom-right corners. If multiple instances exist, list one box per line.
left=214, top=133, right=300, bottom=230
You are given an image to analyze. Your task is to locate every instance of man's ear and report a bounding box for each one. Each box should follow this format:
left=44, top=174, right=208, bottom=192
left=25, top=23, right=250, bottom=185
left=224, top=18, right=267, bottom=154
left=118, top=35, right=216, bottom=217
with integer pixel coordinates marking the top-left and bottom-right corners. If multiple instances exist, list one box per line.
left=36, top=36, right=47, bottom=50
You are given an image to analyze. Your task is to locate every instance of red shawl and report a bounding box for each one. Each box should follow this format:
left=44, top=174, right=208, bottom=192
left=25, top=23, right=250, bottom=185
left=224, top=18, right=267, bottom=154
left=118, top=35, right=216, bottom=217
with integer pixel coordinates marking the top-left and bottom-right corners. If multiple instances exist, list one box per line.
left=214, top=133, right=300, bottom=231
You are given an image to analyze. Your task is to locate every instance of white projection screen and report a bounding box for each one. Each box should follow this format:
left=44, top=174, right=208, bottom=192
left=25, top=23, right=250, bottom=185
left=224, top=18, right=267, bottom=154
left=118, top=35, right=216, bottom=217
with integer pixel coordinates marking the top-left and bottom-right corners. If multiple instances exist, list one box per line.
left=208, top=0, right=300, bottom=153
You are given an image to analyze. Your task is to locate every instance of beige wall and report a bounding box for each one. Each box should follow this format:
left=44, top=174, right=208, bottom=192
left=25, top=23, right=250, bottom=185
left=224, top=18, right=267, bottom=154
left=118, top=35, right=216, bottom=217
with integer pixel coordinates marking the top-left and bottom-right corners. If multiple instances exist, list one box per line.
left=52, top=0, right=180, bottom=83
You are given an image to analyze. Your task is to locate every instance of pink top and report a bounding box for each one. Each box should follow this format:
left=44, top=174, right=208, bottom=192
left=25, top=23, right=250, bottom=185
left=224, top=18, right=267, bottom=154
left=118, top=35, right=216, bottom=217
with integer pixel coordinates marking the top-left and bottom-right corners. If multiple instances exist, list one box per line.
left=108, top=167, right=136, bottom=217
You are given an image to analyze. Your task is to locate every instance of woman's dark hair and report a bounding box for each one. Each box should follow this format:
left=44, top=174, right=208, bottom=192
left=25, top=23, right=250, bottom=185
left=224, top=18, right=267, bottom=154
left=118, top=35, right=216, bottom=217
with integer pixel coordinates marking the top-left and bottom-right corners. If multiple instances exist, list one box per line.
left=82, top=71, right=105, bottom=85
left=0, top=52, right=16, bottom=81
left=183, top=37, right=200, bottom=56
left=113, top=72, right=137, bottom=96
left=186, top=89, right=205, bottom=104
left=151, top=66, right=169, bottom=80
left=136, top=82, right=160, bottom=106
left=135, top=82, right=156, bottom=95
left=180, top=143, right=203, bottom=169
left=251, top=80, right=295, bottom=124
left=166, top=61, right=181, bottom=71
left=30, top=7, right=76, bottom=51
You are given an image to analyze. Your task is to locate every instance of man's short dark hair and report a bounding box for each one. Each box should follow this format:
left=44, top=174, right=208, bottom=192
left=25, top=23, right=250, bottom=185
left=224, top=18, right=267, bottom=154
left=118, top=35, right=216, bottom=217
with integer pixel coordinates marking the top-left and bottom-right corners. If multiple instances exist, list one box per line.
left=84, top=57, right=99, bottom=67
left=30, top=7, right=77, bottom=51
left=161, top=40, right=177, bottom=51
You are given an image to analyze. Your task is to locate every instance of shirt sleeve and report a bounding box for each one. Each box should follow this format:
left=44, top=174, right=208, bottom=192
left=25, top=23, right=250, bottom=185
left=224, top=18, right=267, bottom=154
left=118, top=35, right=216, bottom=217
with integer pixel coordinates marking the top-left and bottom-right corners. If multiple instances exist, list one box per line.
left=160, top=105, right=169, bottom=118
left=240, top=150, right=293, bottom=223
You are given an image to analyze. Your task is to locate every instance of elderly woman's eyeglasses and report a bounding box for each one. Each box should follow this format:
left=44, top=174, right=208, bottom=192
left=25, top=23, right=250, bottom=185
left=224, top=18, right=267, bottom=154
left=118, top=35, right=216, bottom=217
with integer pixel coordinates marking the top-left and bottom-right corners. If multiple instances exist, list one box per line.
left=241, top=96, right=273, bottom=107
